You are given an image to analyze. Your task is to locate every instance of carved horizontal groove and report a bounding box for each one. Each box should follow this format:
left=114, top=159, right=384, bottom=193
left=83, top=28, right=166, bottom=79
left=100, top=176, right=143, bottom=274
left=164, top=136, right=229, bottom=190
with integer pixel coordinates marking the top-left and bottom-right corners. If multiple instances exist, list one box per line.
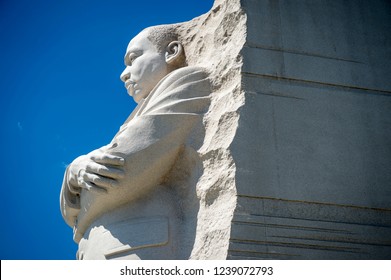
left=270, top=235, right=391, bottom=247
left=232, top=220, right=352, bottom=234
left=230, top=238, right=362, bottom=253
left=237, top=194, right=391, bottom=212
left=244, top=43, right=364, bottom=64
left=246, top=90, right=305, bottom=100
left=228, top=249, right=299, bottom=257
left=227, top=254, right=271, bottom=260
left=242, top=72, right=391, bottom=95
left=234, top=212, right=391, bottom=229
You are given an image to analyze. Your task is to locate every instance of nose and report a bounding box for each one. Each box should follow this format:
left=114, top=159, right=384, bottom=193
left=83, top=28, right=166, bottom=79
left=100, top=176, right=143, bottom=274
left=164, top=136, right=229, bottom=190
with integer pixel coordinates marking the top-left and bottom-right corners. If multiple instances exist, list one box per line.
left=120, top=67, right=130, bottom=82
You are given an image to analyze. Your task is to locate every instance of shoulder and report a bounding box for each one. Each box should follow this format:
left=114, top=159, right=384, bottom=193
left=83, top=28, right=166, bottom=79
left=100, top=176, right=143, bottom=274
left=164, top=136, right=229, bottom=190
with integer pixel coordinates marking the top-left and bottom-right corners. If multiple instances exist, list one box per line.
left=154, top=66, right=209, bottom=93
left=140, top=66, right=211, bottom=116
left=167, top=66, right=209, bottom=80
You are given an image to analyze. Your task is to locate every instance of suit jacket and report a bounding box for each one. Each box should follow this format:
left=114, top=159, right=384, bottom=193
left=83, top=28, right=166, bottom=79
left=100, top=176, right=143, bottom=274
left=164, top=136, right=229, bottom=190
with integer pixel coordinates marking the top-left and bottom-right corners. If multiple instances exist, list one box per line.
left=60, top=66, right=210, bottom=242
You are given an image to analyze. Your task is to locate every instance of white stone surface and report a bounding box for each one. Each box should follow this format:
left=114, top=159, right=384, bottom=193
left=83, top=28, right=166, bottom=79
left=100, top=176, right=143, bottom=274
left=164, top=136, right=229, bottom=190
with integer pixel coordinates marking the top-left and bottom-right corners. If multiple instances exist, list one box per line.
left=229, top=0, right=391, bottom=259
left=60, top=1, right=248, bottom=257
left=61, top=0, right=391, bottom=259
left=60, top=28, right=213, bottom=259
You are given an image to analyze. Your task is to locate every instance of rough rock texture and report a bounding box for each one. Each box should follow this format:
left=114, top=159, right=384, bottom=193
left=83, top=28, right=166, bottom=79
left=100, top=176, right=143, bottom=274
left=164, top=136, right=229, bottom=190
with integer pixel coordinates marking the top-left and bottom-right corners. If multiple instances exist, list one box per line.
left=176, top=0, right=247, bottom=259
left=61, top=0, right=391, bottom=259
left=184, top=0, right=391, bottom=260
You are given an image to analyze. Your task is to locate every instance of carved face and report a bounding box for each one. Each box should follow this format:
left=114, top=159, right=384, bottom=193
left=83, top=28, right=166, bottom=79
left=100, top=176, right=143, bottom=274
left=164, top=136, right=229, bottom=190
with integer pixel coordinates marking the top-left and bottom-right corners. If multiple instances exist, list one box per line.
left=120, top=30, right=169, bottom=103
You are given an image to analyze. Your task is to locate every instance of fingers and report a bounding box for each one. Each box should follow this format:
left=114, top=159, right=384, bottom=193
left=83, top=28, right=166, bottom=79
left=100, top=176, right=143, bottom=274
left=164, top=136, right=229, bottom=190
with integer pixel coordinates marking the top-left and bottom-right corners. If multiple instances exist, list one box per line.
left=82, top=172, right=119, bottom=190
left=77, top=169, right=109, bottom=194
left=78, top=180, right=107, bottom=194
left=91, top=153, right=125, bottom=167
left=72, top=152, right=125, bottom=194
left=85, top=162, right=125, bottom=179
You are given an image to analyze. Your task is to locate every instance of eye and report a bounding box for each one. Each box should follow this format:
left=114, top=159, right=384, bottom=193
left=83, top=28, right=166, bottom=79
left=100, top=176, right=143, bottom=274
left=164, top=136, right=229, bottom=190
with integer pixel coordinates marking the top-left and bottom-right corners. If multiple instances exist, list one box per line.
left=126, top=53, right=139, bottom=66
left=124, top=50, right=141, bottom=66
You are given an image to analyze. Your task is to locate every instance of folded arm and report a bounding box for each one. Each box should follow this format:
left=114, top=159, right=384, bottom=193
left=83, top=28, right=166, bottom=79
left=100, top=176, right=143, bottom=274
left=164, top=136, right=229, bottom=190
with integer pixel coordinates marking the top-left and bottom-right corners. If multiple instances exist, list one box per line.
left=60, top=148, right=125, bottom=227
left=60, top=67, right=210, bottom=234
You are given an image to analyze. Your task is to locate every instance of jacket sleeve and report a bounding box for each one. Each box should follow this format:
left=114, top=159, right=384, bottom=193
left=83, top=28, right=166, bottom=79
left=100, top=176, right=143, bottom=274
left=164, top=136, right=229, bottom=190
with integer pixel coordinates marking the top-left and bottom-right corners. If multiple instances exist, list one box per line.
left=60, top=166, right=81, bottom=227
left=106, top=68, right=210, bottom=199
left=60, top=67, right=210, bottom=239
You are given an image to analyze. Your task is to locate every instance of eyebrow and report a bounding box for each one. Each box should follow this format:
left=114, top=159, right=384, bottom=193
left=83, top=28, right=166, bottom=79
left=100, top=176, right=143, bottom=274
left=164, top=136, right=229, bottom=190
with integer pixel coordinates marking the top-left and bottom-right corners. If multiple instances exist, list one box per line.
left=124, top=49, right=142, bottom=65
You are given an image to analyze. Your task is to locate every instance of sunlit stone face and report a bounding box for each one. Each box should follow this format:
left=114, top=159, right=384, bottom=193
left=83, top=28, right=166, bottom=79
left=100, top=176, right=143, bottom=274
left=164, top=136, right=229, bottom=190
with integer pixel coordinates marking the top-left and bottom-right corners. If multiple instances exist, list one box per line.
left=120, top=30, right=169, bottom=103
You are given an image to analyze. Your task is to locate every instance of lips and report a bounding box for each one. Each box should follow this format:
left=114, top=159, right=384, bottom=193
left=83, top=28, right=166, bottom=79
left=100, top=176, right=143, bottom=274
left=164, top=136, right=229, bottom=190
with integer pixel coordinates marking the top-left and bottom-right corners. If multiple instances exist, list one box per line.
left=125, top=80, right=137, bottom=96
left=125, top=80, right=135, bottom=90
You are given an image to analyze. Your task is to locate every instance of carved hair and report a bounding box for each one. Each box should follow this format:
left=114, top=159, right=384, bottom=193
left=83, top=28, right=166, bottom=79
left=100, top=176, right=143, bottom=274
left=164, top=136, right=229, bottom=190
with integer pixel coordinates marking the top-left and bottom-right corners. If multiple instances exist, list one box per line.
left=144, top=24, right=181, bottom=53
left=144, top=24, right=187, bottom=68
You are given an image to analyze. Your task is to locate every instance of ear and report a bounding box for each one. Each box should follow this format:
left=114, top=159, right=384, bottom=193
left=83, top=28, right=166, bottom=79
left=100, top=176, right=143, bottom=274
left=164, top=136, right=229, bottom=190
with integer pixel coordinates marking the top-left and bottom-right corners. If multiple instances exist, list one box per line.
left=165, top=41, right=184, bottom=65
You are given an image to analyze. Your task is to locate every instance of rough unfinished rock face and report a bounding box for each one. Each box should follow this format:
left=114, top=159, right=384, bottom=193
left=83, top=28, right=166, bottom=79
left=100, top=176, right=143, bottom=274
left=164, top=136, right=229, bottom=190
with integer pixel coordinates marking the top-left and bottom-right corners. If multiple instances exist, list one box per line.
left=187, top=0, right=391, bottom=259
left=61, top=0, right=391, bottom=259
left=176, top=0, right=247, bottom=260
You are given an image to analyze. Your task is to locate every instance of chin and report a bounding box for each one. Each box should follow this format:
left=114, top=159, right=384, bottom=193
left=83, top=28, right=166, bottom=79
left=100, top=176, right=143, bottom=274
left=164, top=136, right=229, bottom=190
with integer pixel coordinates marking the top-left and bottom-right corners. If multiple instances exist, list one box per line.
left=130, top=91, right=144, bottom=103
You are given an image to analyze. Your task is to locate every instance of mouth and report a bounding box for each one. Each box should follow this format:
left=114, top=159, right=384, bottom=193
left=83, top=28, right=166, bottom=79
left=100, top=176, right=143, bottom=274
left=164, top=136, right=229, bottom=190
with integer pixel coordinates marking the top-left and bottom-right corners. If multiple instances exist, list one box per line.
left=125, top=80, right=136, bottom=95
left=125, top=80, right=135, bottom=88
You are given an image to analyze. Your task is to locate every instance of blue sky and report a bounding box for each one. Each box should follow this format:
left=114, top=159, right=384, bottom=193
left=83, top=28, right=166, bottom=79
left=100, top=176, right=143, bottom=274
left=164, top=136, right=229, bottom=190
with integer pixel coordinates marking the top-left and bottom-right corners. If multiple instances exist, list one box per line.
left=0, top=0, right=213, bottom=260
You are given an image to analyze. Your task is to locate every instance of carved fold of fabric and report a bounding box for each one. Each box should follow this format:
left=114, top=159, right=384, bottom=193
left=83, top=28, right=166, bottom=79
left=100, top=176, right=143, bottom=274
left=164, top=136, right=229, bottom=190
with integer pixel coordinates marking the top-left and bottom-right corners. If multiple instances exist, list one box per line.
left=60, top=166, right=81, bottom=227
left=68, top=66, right=211, bottom=242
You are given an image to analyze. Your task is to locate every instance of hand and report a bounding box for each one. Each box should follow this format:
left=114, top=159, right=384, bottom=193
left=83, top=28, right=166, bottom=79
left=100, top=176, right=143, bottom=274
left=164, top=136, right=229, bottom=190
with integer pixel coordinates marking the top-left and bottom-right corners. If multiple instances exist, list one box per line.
left=67, top=150, right=125, bottom=194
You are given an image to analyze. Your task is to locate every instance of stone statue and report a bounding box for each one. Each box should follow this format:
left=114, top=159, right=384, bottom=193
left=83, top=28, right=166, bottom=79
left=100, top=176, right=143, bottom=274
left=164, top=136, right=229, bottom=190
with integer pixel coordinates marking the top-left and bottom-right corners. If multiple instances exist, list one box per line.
left=60, top=24, right=211, bottom=259
left=60, top=0, right=391, bottom=260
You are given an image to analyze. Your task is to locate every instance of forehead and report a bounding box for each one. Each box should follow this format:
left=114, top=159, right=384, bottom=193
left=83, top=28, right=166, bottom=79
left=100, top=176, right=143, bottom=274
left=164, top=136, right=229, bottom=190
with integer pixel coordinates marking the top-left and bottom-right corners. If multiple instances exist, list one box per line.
left=126, top=30, right=156, bottom=53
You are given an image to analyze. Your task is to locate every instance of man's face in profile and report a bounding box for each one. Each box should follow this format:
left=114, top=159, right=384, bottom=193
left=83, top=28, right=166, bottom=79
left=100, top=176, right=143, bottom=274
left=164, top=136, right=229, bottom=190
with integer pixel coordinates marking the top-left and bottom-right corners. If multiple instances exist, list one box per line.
left=120, top=30, right=169, bottom=103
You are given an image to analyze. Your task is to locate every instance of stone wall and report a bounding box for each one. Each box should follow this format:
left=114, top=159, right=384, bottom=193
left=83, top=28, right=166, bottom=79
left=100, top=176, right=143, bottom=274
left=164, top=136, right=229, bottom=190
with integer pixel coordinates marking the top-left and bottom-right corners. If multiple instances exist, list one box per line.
left=228, top=0, right=391, bottom=259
